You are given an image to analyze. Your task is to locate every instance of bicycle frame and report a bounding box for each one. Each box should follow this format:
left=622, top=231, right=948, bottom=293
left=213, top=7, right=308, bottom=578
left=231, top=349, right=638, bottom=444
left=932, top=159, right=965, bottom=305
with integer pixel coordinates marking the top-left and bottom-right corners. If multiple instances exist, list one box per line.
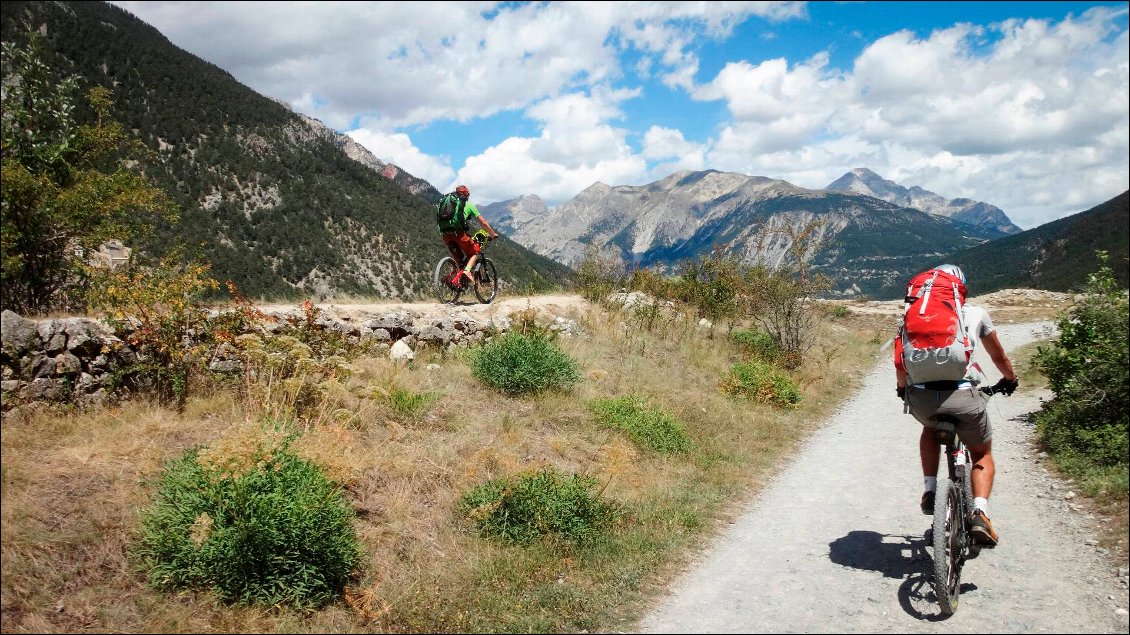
left=434, top=233, right=497, bottom=304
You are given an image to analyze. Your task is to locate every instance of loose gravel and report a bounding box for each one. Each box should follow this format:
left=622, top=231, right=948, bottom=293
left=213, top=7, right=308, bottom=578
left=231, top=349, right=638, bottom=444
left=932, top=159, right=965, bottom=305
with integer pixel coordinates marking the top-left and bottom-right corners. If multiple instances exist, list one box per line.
left=635, top=321, right=1130, bottom=634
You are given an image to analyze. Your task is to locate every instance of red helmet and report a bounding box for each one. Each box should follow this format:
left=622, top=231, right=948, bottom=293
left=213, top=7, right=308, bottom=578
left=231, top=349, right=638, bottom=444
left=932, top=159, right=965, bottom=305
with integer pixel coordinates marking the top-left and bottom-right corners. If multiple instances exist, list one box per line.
left=455, top=185, right=470, bottom=199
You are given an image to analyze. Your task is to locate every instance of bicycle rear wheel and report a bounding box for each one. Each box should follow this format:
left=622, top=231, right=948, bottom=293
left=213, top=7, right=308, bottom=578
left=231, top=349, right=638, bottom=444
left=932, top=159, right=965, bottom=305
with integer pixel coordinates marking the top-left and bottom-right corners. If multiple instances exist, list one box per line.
left=434, top=257, right=462, bottom=304
left=473, top=258, right=498, bottom=304
left=932, top=478, right=963, bottom=615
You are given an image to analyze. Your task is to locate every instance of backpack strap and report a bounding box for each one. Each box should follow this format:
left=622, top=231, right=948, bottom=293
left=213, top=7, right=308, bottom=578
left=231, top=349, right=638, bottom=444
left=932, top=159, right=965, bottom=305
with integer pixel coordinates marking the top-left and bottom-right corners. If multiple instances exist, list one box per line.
left=918, top=271, right=939, bottom=315
left=952, top=282, right=973, bottom=352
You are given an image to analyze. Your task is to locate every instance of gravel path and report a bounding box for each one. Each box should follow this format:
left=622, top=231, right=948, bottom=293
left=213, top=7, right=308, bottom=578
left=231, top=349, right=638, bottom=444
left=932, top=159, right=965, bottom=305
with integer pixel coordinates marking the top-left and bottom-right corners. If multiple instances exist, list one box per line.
left=636, top=321, right=1130, bottom=633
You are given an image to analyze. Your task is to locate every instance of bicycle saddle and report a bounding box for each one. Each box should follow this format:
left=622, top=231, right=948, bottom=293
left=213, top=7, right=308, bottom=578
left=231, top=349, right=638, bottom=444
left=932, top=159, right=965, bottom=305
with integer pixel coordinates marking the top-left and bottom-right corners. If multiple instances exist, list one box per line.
left=932, top=416, right=958, bottom=445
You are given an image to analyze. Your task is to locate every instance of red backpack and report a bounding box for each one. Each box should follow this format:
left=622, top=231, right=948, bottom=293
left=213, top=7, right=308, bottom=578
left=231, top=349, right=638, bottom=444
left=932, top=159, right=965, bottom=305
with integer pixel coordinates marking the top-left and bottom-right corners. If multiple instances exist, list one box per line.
left=894, top=268, right=972, bottom=384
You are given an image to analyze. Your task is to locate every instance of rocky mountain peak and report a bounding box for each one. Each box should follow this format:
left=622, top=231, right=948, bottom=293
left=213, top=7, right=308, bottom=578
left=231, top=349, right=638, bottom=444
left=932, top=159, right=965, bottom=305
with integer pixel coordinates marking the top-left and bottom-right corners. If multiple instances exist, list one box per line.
left=825, top=168, right=1021, bottom=234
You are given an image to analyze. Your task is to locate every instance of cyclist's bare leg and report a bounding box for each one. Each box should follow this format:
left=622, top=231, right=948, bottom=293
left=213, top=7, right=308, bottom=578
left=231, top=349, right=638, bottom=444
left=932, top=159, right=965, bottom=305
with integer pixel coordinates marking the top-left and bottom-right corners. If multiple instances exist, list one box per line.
left=464, top=253, right=479, bottom=272
left=967, top=441, right=994, bottom=500
left=919, top=427, right=940, bottom=478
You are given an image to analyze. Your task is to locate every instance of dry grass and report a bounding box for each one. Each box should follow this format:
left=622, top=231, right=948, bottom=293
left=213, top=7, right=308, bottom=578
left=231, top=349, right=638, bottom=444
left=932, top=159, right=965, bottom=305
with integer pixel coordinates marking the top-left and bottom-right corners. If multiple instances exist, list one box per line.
left=0, top=300, right=901, bottom=633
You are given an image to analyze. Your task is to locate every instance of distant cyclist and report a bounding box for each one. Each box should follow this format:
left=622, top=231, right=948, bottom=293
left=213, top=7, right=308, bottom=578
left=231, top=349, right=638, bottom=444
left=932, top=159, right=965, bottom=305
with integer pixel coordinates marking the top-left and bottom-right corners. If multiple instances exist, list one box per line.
left=894, top=264, right=1019, bottom=546
left=435, top=185, right=499, bottom=287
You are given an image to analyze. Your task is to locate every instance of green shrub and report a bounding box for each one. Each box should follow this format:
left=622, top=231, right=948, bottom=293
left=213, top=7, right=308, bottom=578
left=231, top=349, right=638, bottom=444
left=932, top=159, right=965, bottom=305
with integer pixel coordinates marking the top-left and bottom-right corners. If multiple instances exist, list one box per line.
left=385, top=386, right=438, bottom=420
left=576, top=246, right=627, bottom=303
left=457, top=468, right=619, bottom=545
left=135, top=439, right=361, bottom=610
left=721, top=360, right=802, bottom=408
left=731, top=328, right=781, bottom=362
left=628, top=267, right=677, bottom=301
left=470, top=332, right=581, bottom=395
left=675, top=251, right=745, bottom=326
left=1033, top=252, right=1129, bottom=469
left=588, top=395, right=693, bottom=453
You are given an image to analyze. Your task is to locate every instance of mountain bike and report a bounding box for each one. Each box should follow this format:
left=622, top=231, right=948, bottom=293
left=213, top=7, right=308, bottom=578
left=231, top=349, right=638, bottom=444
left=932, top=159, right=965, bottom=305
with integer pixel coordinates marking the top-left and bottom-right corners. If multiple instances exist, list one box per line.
left=930, top=384, right=1004, bottom=615
left=433, top=231, right=498, bottom=305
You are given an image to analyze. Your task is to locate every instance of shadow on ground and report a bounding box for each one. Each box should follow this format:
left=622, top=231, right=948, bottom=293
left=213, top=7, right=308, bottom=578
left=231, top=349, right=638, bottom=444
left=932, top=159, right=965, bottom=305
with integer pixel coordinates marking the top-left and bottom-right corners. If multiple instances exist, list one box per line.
left=829, top=529, right=978, bottom=621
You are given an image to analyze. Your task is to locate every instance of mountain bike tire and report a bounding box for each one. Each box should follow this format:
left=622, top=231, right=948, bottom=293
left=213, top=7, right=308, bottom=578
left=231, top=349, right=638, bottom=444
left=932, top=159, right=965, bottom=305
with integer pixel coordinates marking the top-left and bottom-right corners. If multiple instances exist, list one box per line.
left=434, top=257, right=462, bottom=304
left=960, top=464, right=983, bottom=559
left=932, top=478, right=963, bottom=615
left=473, top=258, right=498, bottom=304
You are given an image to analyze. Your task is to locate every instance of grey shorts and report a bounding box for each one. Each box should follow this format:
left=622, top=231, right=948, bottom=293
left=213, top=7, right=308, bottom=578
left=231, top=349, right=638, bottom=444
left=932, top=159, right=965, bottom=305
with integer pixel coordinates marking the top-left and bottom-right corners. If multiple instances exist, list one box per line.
left=906, top=385, right=992, bottom=446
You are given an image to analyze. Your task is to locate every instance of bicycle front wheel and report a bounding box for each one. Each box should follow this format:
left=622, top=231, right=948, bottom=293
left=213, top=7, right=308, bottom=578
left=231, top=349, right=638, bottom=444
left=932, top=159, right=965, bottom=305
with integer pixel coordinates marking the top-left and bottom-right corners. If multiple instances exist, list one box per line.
left=434, top=257, right=461, bottom=304
left=473, top=258, right=498, bottom=304
left=931, top=478, right=963, bottom=615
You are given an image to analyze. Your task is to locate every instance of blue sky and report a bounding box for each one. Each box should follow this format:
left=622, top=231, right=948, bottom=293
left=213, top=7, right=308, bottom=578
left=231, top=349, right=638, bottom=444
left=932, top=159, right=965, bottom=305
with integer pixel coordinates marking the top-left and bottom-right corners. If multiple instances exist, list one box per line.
left=112, top=1, right=1129, bottom=229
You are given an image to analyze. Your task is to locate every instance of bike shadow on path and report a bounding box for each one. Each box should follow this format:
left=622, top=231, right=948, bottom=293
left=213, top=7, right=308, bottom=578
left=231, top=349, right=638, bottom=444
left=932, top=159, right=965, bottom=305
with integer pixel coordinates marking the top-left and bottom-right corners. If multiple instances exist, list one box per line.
left=828, top=530, right=978, bottom=621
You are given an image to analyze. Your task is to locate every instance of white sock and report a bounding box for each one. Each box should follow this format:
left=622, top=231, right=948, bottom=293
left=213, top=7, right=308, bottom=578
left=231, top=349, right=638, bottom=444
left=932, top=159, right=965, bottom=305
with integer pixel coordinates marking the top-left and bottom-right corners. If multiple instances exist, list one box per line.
left=974, top=497, right=989, bottom=514
left=924, top=476, right=937, bottom=493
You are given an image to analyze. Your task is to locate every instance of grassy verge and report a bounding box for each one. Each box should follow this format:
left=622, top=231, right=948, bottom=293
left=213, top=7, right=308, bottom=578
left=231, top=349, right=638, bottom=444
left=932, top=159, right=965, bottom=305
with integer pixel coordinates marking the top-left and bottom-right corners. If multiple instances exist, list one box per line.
left=1, top=299, right=891, bottom=633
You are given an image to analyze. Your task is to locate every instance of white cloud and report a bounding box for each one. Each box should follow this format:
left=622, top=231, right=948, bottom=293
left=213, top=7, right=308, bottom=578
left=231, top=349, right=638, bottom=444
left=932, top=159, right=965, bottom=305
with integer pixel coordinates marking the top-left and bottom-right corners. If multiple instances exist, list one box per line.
left=641, top=126, right=708, bottom=179
left=452, top=89, right=650, bottom=205
left=343, top=128, right=456, bottom=190
left=695, top=6, right=1129, bottom=227
left=112, top=1, right=793, bottom=130
left=111, top=2, right=1127, bottom=227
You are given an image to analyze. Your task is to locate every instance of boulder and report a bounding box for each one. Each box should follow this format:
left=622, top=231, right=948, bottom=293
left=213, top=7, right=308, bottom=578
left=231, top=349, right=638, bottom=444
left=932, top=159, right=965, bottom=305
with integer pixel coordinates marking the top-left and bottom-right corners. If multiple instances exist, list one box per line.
left=1, top=310, right=39, bottom=359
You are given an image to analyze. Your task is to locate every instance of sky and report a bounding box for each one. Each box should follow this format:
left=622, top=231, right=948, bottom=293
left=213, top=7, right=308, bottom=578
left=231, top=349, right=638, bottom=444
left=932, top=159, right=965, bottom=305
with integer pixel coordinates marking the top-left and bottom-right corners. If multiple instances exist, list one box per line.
left=110, top=1, right=1129, bottom=230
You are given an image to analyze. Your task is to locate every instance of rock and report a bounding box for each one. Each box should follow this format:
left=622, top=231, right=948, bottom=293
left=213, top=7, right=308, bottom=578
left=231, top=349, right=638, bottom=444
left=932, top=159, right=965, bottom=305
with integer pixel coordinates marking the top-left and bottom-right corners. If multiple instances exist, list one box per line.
left=1, top=310, right=39, bottom=359
left=390, top=339, right=414, bottom=361
left=38, top=320, right=68, bottom=353
left=63, top=318, right=108, bottom=356
left=209, top=359, right=243, bottom=373
left=54, top=352, right=82, bottom=376
left=25, top=378, right=68, bottom=402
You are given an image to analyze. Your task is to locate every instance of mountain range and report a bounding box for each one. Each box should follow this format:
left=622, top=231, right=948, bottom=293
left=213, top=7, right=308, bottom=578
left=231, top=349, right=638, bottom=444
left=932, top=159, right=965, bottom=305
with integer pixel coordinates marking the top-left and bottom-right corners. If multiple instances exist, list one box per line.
left=825, top=168, right=1022, bottom=235
left=490, top=169, right=1008, bottom=297
left=2, top=0, right=1124, bottom=303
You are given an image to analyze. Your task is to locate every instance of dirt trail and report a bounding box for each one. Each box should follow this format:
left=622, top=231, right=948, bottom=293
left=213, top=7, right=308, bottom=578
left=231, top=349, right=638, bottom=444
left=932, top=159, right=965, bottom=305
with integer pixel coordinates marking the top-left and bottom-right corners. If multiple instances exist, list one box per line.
left=255, top=293, right=593, bottom=323
left=635, top=321, right=1129, bottom=633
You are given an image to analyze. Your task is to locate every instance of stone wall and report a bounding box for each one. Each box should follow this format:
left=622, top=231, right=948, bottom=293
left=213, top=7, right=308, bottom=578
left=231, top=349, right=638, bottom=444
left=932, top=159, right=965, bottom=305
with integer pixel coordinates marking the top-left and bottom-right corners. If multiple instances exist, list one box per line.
left=1, top=307, right=582, bottom=412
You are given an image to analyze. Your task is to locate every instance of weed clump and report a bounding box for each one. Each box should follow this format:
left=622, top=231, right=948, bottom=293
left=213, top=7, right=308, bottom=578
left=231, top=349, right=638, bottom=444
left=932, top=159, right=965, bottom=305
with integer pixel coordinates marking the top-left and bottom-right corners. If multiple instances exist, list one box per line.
left=135, top=427, right=360, bottom=610
left=469, top=332, right=581, bottom=395
left=731, top=328, right=781, bottom=363
left=721, top=360, right=802, bottom=407
left=457, top=468, right=619, bottom=546
left=588, top=395, right=693, bottom=453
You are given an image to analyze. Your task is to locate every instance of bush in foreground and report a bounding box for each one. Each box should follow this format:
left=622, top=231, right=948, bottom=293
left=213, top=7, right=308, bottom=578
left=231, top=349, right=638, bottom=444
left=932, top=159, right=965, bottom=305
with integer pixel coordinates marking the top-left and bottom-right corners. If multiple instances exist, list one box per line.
left=135, top=433, right=360, bottom=610
left=1033, top=253, right=1129, bottom=470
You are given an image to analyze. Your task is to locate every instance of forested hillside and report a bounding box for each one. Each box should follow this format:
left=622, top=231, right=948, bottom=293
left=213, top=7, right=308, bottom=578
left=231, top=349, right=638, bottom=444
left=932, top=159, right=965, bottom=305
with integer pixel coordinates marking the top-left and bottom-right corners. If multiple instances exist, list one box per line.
left=0, top=1, right=570, bottom=300
left=948, top=191, right=1129, bottom=295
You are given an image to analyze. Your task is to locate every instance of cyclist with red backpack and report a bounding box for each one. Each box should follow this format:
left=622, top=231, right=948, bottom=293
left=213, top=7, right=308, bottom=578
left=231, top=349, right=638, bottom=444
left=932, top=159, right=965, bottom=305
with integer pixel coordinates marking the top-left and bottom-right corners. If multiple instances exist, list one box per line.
left=894, top=264, right=1019, bottom=546
left=436, top=185, right=499, bottom=287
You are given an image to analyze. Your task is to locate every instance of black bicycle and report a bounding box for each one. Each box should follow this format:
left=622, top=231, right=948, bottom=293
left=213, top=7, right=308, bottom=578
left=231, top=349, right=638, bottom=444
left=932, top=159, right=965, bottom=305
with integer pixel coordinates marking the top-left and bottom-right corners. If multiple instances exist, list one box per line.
left=930, top=385, right=1004, bottom=615
left=433, top=230, right=498, bottom=305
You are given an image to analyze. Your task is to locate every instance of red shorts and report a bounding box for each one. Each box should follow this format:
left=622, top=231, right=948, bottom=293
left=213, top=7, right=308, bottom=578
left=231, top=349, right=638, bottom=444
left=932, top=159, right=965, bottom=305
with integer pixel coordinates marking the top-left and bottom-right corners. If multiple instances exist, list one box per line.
left=443, top=232, right=480, bottom=263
